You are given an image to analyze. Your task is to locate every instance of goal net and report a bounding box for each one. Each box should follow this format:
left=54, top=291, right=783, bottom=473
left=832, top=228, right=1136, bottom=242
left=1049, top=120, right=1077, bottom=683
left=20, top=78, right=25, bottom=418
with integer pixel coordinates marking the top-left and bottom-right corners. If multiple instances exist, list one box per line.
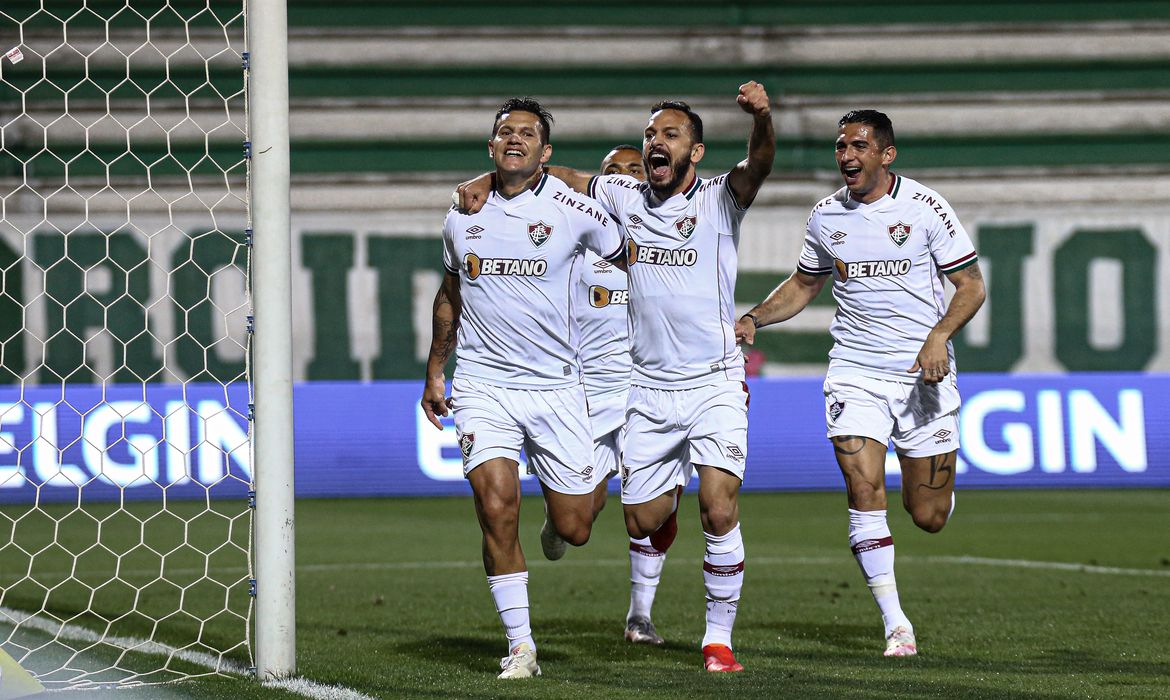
left=0, top=0, right=253, bottom=687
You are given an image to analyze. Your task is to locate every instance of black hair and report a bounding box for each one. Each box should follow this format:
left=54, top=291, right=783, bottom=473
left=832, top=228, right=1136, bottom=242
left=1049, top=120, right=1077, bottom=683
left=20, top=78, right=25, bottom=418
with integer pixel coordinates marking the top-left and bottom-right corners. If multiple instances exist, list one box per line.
left=493, top=97, right=554, bottom=144
left=609, top=143, right=640, bottom=153
left=838, top=110, right=895, bottom=148
left=650, top=100, right=703, bottom=144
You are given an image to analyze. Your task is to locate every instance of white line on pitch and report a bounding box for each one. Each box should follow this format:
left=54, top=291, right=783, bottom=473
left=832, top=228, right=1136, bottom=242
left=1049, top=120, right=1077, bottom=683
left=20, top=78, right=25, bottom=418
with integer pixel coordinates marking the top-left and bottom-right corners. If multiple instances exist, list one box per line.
left=917, top=555, right=1170, bottom=578
left=0, top=607, right=377, bottom=700
left=290, top=554, right=1170, bottom=578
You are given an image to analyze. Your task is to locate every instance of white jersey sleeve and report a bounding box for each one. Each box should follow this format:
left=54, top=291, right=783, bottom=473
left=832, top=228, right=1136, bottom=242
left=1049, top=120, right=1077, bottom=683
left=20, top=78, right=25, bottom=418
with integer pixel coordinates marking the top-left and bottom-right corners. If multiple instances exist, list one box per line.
left=924, top=191, right=978, bottom=274
left=713, top=174, right=749, bottom=232
left=578, top=208, right=623, bottom=262
left=797, top=197, right=836, bottom=277
left=588, top=173, right=642, bottom=222
left=441, top=208, right=459, bottom=274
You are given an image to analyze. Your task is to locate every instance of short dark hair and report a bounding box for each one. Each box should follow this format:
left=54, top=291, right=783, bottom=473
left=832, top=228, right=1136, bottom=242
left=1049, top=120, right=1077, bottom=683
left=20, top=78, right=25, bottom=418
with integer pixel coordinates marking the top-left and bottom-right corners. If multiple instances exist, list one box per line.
left=650, top=100, right=703, bottom=144
left=838, top=110, right=895, bottom=148
left=609, top=143, right=640, bottom=154
left=494, top=97, right=554, bottom=144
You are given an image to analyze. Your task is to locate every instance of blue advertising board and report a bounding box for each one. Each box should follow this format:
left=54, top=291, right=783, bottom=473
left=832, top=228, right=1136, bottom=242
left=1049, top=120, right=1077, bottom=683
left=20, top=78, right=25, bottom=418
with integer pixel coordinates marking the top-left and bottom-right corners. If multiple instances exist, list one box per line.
left=0, top=374, right=1167, bottom=503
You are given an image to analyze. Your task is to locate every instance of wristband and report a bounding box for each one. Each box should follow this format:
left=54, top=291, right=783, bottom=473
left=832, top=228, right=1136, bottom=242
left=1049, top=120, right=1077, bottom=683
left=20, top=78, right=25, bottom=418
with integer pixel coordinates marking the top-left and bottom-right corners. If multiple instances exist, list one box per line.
left=743, top=313, right=760, bottom=329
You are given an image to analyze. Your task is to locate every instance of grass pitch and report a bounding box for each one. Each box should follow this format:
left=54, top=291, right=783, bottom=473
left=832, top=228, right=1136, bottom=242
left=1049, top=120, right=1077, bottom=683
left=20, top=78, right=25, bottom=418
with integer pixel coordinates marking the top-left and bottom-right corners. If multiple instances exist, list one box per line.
left=9, top=488, right=1170, bottom=699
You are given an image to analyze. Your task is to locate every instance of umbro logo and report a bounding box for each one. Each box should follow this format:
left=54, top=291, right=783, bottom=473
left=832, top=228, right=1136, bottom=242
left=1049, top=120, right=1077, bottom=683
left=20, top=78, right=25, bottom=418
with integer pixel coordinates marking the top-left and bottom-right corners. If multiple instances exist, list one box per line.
left=830, top=231, right=848, bottom=246
left=933, top=429, right=952, bottom=440
left=593, top=259, right=614, bottom=271
left=628, top=214, right=644, bottom=227
left=725, top=444, right=745, bottom=461
left=465, top=225, right=484, bottom=239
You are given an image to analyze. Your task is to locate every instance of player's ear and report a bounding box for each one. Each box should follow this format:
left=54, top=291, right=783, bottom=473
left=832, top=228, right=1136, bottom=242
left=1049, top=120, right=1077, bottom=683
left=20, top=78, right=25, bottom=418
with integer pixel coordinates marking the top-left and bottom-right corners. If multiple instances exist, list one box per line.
left=690, top=142, right=705, bottom=165
left=539, top=142, right=553, bottom=164
left=487, top=139, right=495, bottom=159
left=883, top=145, right=897, bottom=167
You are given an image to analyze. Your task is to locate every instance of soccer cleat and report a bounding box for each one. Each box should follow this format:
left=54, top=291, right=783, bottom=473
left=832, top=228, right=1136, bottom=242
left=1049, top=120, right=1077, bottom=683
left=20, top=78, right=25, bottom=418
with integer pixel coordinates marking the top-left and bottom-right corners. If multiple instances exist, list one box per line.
left=702, top=643, right=744, bottom=672
left=498, top=643, right=541, bottom=679
left=540, top=516, right=567, bottom=561
left=884, top=626, right=917, bottom=657
left=624, top=616, right=664, bottom=646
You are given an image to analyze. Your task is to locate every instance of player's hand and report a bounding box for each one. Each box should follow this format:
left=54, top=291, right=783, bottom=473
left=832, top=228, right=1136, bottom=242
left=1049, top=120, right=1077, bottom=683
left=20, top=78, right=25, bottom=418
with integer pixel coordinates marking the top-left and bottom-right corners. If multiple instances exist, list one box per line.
left=421, top=376, right=453, bottom=429
left=736, top=81, right=771, bottom=118
left=909, top=332, right=950, bottom=385
left=735, top=315, right=757, bottom=345
left=452, top=173, right=493, bottom=214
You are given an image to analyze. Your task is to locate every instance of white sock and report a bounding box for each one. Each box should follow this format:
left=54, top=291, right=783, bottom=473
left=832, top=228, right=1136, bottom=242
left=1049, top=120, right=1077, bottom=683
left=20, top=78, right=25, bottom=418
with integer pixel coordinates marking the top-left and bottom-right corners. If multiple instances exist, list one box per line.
left=701, top=523, right=744, bottom=649
left=848, top=508, right=912, bottom=636
left=628, top=537, right=666, bottom=621
left=948, top=491, right=957, bottom=520
left=487, top=571, right=535, bottom=653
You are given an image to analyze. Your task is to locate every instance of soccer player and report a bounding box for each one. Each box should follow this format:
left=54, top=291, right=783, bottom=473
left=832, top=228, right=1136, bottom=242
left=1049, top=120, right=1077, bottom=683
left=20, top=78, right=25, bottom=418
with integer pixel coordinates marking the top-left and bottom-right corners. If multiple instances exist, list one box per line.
left=599, top=143, right=645, bottom=179
left=456, top=81, right=775, bottom=672
left=577, top=144, right=679, bottom=646
left=735, top=109, right=986, bottom=657
left=421, top=97, right=624, bottom=679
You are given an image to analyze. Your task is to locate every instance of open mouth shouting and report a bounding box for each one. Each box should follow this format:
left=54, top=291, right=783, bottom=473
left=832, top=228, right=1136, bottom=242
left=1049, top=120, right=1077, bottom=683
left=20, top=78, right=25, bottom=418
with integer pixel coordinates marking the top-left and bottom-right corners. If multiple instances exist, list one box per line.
left=841, top=164, right=863, bottom=186
left=647, top=149, right=672, bottom=181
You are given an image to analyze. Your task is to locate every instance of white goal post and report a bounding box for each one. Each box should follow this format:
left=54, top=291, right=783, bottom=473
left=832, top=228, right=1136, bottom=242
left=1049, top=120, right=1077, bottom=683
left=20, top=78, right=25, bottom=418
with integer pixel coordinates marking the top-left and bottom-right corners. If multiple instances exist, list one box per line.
left=249, top=0, right=296, bottom=682
left=0, top=0, right=294, bottom=687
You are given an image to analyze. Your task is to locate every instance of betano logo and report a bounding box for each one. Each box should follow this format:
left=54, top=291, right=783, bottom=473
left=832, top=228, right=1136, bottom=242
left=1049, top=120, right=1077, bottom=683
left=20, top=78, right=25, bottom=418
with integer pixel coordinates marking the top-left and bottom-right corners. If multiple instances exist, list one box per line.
left=589, top=285, right=629, bottom=308
left=834, top=258, right=911, bottom=281
left=463, top=253, right=548, bottom=280
left=626, top=240, right=698, bottom=267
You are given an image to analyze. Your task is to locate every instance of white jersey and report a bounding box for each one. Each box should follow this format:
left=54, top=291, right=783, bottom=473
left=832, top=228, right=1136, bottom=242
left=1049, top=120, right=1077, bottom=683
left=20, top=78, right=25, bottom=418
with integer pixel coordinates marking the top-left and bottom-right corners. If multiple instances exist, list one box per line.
left=798, top=173, right=978, bottom=382
left=443, top=173, right=623, bottom=389
left=589, top=173, right=747, bottom=389
left=576, top=249, right=631, bottom=396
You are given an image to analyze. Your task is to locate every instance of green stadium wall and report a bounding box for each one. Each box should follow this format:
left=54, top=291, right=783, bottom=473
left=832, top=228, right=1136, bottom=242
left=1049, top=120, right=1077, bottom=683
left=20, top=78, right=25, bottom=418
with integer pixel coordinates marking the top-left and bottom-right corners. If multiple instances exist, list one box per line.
left=1, top=201, right=1166, bottom=383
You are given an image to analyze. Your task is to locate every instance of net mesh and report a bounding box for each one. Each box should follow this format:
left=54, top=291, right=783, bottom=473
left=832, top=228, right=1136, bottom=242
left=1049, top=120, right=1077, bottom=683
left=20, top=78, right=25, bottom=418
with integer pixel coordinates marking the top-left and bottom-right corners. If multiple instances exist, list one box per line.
left=0, top=0, right=252, bottom=687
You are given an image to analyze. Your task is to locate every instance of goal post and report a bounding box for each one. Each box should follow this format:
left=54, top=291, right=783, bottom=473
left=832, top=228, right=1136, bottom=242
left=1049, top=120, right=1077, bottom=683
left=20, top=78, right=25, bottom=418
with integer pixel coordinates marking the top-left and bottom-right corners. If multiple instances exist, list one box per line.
left=248, top=0, right=296, bottom=682
left=0, top=0, right=295, bottom=688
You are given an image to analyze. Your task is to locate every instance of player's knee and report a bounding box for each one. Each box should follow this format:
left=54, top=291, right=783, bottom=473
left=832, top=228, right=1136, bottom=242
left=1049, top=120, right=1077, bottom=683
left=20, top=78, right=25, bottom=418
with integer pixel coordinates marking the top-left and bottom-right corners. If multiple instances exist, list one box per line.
left=558, top=516, right=592, bottom=547
left=623, top=510, right=656, bottom=540
left=846, top=478, right=885, bottom=509
left=477, top=490, right=520, bottom=529
left=699, top=500, right=737, bottom=534
left=908, top=502, right=948, bottom=533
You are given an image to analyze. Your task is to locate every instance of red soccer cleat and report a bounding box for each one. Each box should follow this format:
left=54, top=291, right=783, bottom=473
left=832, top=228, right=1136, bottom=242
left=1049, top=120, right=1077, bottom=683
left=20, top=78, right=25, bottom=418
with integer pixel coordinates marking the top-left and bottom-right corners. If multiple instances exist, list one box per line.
left=702, top=644, right=744, bottom=672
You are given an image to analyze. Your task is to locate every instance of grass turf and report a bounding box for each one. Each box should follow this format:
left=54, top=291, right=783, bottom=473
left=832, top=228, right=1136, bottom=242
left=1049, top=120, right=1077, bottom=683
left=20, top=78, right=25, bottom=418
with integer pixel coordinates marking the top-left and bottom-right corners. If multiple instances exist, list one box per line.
left=9, top=488, right=1170, bottom=698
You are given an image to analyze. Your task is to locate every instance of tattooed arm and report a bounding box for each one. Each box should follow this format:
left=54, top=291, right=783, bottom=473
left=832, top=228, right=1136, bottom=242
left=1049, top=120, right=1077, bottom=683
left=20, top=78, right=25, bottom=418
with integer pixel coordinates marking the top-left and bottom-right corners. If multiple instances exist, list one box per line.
left=421, top=271, right=462, bottom=429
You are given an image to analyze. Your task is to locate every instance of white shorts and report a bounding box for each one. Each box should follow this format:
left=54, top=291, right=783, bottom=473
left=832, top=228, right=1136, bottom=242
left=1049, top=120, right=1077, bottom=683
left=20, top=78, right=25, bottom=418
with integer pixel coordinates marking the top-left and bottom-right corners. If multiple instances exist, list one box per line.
left=587, top=385, right=627, bottom=482
left=586, top=384, right=628, bottom=439
left=621, top=381, right=748, bottom=505
left=824, top=374, right=960, bottom=458
left=593, top=426, right=621, bottom=482
left=451, top=377, right=597, bottom=495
